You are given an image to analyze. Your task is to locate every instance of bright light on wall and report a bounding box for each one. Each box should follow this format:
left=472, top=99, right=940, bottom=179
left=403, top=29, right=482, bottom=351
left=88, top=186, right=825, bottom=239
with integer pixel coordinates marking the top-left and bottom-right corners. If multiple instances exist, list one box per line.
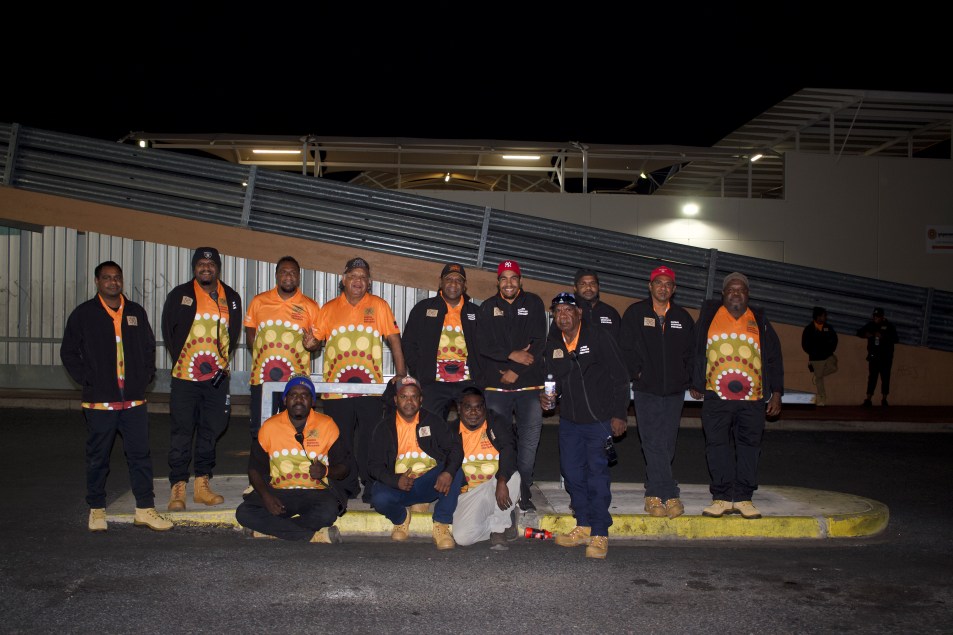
left=682, top=203, right=700, bottom=216
left=252, top=149, right=301, bottom=155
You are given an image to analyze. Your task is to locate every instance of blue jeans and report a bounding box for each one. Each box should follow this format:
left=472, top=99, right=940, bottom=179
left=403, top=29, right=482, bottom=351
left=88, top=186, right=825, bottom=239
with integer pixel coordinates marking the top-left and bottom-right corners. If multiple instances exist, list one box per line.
left=633, top=391, right=684, bottom=500
left=701, top=396, right=765, bottom=501
left=558, top=417, right=613, bottom=536
left=371, top=464, right=464, bottom=525
left=484, top=389, right=542, bottom=503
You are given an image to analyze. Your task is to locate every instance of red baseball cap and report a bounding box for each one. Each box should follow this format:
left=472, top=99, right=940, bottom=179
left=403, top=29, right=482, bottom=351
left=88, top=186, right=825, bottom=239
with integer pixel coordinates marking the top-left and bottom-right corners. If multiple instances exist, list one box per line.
left=650, top=266, right=676, bottom=282
left=497, top=260, right=521, bottom=277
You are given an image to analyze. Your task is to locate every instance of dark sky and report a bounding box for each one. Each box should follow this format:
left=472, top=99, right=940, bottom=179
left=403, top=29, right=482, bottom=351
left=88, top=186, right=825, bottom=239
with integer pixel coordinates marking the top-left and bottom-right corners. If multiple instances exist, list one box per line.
left=5, top=6, right=951, bottom=148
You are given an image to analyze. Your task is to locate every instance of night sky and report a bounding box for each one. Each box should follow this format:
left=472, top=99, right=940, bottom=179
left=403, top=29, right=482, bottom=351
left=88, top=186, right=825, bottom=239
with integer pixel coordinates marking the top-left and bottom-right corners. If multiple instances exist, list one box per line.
left=5, top=6, right=951, bottom=148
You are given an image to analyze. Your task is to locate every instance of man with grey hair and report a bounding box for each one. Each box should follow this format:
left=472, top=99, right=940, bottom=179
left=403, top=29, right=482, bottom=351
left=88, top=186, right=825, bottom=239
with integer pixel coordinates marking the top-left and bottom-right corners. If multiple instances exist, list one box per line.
left=689, top=272, right=783, bottom=520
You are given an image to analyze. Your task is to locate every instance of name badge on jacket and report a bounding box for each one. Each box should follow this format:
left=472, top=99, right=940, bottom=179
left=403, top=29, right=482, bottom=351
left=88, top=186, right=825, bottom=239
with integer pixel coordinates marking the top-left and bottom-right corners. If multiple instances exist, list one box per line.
left=418, top=426, right=432, bottom=438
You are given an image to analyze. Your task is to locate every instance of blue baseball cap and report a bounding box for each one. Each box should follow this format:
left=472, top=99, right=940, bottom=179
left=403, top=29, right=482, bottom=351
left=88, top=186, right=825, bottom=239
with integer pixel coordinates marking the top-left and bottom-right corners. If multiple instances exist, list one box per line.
left=550, top=292, right=577, bottom=310
left=283, top=375, right=316, bottom=401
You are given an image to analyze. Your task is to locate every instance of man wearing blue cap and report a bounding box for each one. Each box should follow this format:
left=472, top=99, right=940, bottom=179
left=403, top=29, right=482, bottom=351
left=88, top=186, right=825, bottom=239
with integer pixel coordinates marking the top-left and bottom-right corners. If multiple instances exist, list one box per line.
left=236, top=375, right=351, bottom=542
left=541, top=292, right=629, bottom=559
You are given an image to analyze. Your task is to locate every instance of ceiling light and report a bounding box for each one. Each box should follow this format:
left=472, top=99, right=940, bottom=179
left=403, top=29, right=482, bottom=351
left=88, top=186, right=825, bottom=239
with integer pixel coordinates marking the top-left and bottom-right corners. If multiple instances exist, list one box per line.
left=252, top=149, right=301, bottom=155
left=138, top=140, right=148, bottom=148
left=682, top=203, right=699, bottom=216
left=750, top=153, right=763, bottom=162
left=639, top=171, right=648, bottom=180
left=444, top=172, right=451, bottom=182
left=501, top=154, right=541, bottom=160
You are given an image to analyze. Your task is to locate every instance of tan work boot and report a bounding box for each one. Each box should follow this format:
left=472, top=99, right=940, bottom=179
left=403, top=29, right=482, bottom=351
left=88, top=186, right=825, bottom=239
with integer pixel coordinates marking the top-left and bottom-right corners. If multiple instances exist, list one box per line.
left=409, top=502, right=431, bottom=513
left=644, top=496, right=666, bottom=517
left=311, top=526, right=342, bottom=544
left=663, top=498, right=685, bottom=519
left=168, top=481, right=187, bottom=511
left=391, top=508, right=412, bottom=542
left=432, top=522, right=456, bottom=550
left=586, top=535, right=608, bottom=559
left=554, top=525, right=591, bottom=547
left=88, top=508, right=107, bottom=532
left=702, top=499, right=734, bottom=518
left=134, top=507, right=173, bottom=531
left=193, top=475, right=225, bottom=506
left=733, top=500, right=763, bottom=519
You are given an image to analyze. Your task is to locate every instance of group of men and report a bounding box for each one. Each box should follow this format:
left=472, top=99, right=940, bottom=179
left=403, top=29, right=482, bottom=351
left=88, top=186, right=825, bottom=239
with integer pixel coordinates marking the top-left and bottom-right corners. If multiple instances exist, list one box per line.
left=62, top=246, right=792, bottom=560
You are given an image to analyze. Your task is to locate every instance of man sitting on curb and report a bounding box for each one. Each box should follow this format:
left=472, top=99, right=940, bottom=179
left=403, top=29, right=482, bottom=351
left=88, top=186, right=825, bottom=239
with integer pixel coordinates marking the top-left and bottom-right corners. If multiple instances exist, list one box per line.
left=368, top=377, right=464, bottom=550
left=236, top=375, right=350, bottom=543
left=451, top=387, right=521, bottom=549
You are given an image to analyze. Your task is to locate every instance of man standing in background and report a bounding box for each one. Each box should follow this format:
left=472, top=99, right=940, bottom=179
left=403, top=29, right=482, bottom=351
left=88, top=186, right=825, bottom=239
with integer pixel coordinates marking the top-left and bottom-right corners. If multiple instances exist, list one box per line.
left=801, top=306, right=838, bottom=407
left=857, top=307, right=898, bottom=407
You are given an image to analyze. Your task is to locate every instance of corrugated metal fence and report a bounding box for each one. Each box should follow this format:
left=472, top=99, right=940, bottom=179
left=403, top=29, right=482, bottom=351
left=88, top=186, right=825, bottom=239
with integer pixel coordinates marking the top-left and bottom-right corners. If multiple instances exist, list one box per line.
left=2, top=121, right=951, bottom=356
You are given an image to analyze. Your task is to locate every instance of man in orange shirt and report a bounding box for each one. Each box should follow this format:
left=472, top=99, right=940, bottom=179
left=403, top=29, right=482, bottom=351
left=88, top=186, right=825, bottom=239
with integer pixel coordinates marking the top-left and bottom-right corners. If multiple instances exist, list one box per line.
left=689, top=272, right=783, bottom=520
left=244, top=256, right=321, bottom=440
left=314, top=257, right=408, bottom=503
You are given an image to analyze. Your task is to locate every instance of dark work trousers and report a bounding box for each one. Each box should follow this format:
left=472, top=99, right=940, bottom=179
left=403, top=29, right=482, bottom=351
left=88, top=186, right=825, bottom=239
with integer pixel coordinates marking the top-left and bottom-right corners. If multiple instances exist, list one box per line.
left=235, top=488, right=341, bottom=541
left=168, top=377, right=231, bottom=485
left=84, top=405, right=155, bottom=509
left=484, top=389, right=543, bottom=505
left=632, top=391, right=685, bottom=501
left=371, top=463, right=465, bottom=525
left=701, top=396, right=765, bottom=502
left=421, top=380, right=475, bottom=422
left=558, top=417, right=614, bottom=537
left=866, top=357, right=893, bottom=397
left=248, top=383, right=263, bottom=440
left=322, top=396, right=383, bottom=501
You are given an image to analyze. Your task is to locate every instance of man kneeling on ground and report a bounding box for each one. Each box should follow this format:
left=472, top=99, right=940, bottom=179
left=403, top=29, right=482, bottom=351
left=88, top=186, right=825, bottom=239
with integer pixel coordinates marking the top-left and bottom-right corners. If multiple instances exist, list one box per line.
left=452, top=387, right=520, bottom=548
left=236, top=375, right=350, bottom=543
left=368, top=377, right=464, bottom=550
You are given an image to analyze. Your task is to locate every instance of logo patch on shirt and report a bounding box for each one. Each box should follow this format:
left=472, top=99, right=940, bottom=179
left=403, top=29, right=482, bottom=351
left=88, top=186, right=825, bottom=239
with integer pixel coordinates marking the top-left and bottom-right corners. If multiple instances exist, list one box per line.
left=466, top=313, right=476, bottom=321
left=578, top=345, right=590, bottom=355
left=181, top=296, right=194, bottom=306
left=600, top=317, right=613, bottom=324
left=418, top=426, right=432, bottom=438
left=643, top=317, right=656, bottom=327
left=552, top=349, right=564, bottom=359
left=517, top=308, right=529, bottom=316
left=126, top=316, right=138, bottom=326
left=670, top=320, right=683, bottom=329
left=426, top=309, right=439, bottom=318
left=494, top=307, right=504, bottom=317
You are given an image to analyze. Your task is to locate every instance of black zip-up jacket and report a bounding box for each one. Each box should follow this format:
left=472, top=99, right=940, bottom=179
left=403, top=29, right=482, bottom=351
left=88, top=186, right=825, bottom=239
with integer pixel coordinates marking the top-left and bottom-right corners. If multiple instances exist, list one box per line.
left=60, top=295, right=156, bottom=403
left=542, top=323, right=630, bottom=423
left=161, top=279, right=243, bottom=363
left=619, top=299, right=695, bottom=396
left=401, top=293, right=483, bottom=388
left=548, top=296, right=621, bottom=342
left=456, top=408, right=518, bottom=483
left=691, top=300, right=784, bottom=400
left=479, top=290, right=546, bottom=390
left=801, top=321, right=838, bottom=361
left=367, top=407, right=464, bottom=489
left=856, top=319, right=898, bottom=361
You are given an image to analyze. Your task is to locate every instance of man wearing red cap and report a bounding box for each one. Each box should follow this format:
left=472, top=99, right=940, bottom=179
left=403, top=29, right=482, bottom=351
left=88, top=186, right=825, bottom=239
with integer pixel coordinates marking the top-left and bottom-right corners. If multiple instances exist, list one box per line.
left=620, top=265, right=695, bottom=519
left=401, top=262, right=483, bottom=420
left=478, top=260, right=547, bottom=513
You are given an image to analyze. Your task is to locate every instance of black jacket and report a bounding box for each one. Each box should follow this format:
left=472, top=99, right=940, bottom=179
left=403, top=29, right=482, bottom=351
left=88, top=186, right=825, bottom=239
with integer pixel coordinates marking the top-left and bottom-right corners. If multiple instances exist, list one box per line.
left=856, top=319, right=898, bottom=360
left=801, top=322, right=838, bottom=361
left=619, top=299, right=695, bottom=396
left=479, top=290, right=547, bottom=389
left=367, top=408, right=464, bottom=489
left=161, top=279, right=243, bottom=363
left=60, top=295, right=156, bottom=403
left=458, top=408, right=518, bottom=483
left=401, top=293, right=483, bottom=388
left=691, top=300, right=784, bottom=401
left=549, top=297, right=621, bottom=342
left=542, top=323, right=630, bottom=423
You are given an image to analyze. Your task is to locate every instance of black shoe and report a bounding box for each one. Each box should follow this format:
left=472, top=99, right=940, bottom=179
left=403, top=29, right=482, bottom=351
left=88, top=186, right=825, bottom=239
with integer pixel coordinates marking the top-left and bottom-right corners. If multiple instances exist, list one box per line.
left=862, top=399, right=872, bottom=407
left=502, top=508, right=518, bottom=541
left=518, top=498, right=536, bottom=512
left=881, top=398, right=889, bottom=407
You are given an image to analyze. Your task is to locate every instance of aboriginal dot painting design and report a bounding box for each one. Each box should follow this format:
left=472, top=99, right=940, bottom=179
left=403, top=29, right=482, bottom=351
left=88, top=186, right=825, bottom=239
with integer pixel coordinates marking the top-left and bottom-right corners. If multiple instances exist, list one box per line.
left=705, top=332, right=764, bottom=400
left=172, top=312, right=229, bottom=381
left=435, top=324, right=469, bottom=382
left=323, top=324, right=384, bottom=397
left=269, top=447, right=329, bottom=490
left=394, top=451, right=437, bottom=477
left=460, top=427, right=499, bottom=487
left=251, top=319, right=309, bottom=385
